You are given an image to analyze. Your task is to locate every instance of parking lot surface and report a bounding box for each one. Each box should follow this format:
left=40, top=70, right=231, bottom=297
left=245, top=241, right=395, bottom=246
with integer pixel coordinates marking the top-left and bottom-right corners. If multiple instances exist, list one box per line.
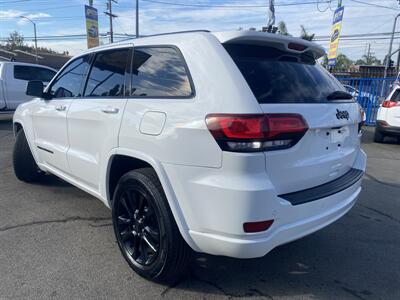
left=0, top=119, right=399, bottom=300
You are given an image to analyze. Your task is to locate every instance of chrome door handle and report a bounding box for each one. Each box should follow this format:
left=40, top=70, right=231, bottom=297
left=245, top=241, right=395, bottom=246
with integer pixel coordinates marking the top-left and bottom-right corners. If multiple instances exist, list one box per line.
left=101, top=107, right=119, bottom=114
left=55, top=105, right=67, bottom=111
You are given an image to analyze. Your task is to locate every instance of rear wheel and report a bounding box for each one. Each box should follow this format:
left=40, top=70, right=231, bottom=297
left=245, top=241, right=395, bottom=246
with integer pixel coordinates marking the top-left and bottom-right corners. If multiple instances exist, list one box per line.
left=112, top=168, right=192, bottom=284
left=374, top=128, right=385, bottom=143
left=13, top=129, right=43, bottom=183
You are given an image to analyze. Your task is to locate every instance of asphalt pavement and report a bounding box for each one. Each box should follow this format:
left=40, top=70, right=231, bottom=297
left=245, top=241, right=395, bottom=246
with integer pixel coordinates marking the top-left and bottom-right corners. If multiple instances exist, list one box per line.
left=0, top=119, right=399, bottom=300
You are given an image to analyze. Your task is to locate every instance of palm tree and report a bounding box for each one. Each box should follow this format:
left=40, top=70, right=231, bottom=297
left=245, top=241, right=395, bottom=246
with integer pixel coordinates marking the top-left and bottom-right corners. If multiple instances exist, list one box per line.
left=300, top=25, right=315, bottom=41
left=277, top=21, right=290, bottom=36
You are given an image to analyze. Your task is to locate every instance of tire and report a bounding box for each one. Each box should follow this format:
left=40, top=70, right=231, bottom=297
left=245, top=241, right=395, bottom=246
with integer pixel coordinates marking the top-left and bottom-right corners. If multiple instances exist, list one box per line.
left=112, top=168, right=192, bottom=284
left=13, top=129, right=43, bottom=183
left=374, top=128, right=384, bottom=143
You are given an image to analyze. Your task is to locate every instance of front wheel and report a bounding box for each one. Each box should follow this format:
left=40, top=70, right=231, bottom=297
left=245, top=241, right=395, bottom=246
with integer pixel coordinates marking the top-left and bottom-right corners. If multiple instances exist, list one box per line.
left=112, top=168, right=192, bottom=284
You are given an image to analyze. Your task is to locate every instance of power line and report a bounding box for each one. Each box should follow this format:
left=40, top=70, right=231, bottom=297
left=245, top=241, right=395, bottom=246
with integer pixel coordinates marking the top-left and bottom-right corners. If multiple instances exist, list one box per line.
left=348, top=0, right=400, bottom=11
left=139, top=0, right=331, bottom=9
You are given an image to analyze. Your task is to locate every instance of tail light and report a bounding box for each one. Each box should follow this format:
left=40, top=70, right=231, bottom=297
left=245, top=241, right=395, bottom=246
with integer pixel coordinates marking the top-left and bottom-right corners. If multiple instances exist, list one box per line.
left=382, top=100, right=399, bottom=108
left=205, top=114, right=308, bottom=152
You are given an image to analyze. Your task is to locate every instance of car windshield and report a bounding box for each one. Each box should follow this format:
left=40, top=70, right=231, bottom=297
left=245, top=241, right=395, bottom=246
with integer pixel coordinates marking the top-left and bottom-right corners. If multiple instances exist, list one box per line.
left=224, top=43, right=349, bottom=104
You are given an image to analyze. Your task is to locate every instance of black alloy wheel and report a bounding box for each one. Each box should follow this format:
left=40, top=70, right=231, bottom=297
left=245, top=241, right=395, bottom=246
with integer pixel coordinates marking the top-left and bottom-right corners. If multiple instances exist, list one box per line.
left=115, top=187, right=160, bottom=267
left=112, top=168, right=192, bottom=283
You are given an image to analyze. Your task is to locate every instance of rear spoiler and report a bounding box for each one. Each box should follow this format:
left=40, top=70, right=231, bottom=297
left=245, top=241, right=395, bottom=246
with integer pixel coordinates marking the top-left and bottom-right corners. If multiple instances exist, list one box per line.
left=212, top=31, right=325, bottom=60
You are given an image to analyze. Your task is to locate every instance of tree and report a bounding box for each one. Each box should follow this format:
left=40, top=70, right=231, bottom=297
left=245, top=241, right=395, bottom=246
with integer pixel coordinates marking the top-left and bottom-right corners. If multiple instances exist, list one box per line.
left=355, top=54, right=381, bottom=66
left=6, top=31, right=25, bottom=49
left=300, top=25, right=315, bottom=41
left=277, top=21, right=290, bottom=36
left=321, top=53, right=353, bottom=70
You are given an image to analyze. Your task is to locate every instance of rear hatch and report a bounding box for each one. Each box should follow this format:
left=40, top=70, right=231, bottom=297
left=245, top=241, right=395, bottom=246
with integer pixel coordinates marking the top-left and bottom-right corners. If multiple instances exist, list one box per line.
left=224, top=41, right=361, bottom=194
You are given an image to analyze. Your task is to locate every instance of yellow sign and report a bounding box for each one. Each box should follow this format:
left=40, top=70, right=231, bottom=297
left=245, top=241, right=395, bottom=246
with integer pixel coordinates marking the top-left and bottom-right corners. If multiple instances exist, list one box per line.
left=328, top=6, right=345, bottom=66
left=85, top=5, right=99, bottom=49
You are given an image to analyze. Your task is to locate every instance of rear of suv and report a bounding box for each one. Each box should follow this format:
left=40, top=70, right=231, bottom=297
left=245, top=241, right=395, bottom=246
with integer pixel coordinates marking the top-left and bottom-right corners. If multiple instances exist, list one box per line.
left=13, top=31, right=366, bottom=283
left=375, top=86, right=400, bottom=142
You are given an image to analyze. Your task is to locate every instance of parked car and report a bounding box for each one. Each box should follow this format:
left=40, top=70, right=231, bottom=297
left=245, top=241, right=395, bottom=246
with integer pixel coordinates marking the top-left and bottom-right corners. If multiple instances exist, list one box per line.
left=375, top=86, right=400, bottom=142
left=0, top=62, right=56, bottom=114
left=12, top=30, right=366, bottom=283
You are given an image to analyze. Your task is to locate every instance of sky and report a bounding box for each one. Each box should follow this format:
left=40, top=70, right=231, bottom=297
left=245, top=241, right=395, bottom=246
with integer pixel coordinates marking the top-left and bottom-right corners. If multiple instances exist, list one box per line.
left=1, top=0, right=400, bottom=61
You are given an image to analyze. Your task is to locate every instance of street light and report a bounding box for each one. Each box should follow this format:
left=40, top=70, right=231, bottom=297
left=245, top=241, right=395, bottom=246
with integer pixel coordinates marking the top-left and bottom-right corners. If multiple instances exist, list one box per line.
left=19, top=16, right=38, bottom=64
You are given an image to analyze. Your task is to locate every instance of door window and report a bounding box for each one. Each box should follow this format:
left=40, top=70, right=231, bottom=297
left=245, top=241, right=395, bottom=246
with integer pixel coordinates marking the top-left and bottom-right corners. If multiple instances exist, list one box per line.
left=49, top=55, right=91, bottom=99
left=84, top=49, right=129, bottom=97
left=130, top=47, right=193, bottom=98
left=14, top=65, right=56, bottom=82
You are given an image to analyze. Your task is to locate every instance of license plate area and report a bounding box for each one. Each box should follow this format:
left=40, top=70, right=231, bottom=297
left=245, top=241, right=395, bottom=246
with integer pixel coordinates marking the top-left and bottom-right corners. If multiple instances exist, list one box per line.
left=329, top=126, right=350, bottom=144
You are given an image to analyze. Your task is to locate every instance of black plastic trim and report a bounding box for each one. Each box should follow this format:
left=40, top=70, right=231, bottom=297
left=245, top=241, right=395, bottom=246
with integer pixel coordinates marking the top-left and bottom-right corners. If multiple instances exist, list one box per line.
left=37, top=146, right=54, bottom=154
left=278, top=168, right=364, bottom=206
left=376, top=122, right=400, bottom=136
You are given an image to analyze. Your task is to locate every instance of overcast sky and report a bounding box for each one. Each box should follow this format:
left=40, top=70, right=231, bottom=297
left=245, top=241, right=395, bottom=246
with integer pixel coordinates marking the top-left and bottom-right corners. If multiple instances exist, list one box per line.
left=0, top=0, right=399, bottom=60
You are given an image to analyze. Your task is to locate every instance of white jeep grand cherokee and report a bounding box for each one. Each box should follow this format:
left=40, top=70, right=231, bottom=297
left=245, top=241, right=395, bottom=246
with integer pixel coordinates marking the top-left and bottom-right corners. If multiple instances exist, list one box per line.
left=12, top=31, right=366, bottom=283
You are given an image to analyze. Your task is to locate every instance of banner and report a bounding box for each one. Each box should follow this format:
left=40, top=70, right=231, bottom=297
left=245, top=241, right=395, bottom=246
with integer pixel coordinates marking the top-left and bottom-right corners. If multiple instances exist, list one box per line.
left=85, top=5, right=99, bottom=49
left=328, top=6, right=345, bottom=66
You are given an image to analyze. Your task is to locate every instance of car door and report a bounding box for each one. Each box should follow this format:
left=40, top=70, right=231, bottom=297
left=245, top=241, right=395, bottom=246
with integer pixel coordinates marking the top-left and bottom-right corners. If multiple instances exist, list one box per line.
left=30, top=55, right=91, bottom=173
left=6, top=65, right=56, bottom=110
left=66, top=47, right=131, bottom=190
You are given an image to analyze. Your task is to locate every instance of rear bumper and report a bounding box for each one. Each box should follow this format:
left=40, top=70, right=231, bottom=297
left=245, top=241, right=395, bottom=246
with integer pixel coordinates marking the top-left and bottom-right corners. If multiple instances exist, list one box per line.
left=376, top=121, right=400, bottom=136
left=189, top=182, right=360, bottom=258
left=163, top=149, right=367, bottom=258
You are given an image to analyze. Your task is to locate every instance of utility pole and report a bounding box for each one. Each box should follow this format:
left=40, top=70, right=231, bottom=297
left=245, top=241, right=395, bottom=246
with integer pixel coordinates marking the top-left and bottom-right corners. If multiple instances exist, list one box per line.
left=105, top=0, right=118, bottom=43
left=20, top=16, right=38, bottom=64
left=367, top=43, right=371, bottom=64
left=136, top=0, right=139, bottom=38
left=396, top=43, right=400, bottom=73
left=384, top=13, right=400, bottom=79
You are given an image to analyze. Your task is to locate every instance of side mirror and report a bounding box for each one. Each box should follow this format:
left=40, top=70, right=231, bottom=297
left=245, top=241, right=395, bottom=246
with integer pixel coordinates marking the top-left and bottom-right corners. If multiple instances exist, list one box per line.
left=26, top=80, right=44, bottom=98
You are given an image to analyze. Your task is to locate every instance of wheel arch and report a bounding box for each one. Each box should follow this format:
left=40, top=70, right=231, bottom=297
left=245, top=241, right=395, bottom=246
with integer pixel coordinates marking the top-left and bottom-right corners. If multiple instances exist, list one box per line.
left=104, top=149, right=199, bottom=251
left=13, top=121, right=23, bottom=136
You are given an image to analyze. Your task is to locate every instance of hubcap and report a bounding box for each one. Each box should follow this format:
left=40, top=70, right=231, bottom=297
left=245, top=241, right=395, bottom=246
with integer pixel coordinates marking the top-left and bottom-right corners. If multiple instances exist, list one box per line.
left=116, top=189, right=160, bottom=266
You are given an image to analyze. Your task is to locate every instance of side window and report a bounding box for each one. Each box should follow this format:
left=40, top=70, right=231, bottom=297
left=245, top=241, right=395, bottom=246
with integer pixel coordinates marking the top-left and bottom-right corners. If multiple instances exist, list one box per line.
left=35, top=67, right=56, bottom=82
left=14, top=66, right=56, bottom=82
left=84, top=49, right=129, bottom=97
left=14, top=66, right=32, bottom=81
left=50, top=55, right=91, bottom=99
left=130, top=47, right=193, bottom=97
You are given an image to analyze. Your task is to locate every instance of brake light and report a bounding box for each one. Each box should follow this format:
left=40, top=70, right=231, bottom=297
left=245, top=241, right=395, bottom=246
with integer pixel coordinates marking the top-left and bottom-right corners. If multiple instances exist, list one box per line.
left=206, top=114, right=308, bottom=152
left=288, top=43, right=307, bottom=52
left=382, top=100, right=399, bottom=108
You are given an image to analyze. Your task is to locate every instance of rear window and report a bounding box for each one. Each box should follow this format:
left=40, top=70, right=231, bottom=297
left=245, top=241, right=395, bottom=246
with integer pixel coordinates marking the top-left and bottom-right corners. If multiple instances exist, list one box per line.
left=14, top=65, right=56, bottom=82
left=224, top=44, right=346, bottom=104
left=390, top=89, right=400, bottom=102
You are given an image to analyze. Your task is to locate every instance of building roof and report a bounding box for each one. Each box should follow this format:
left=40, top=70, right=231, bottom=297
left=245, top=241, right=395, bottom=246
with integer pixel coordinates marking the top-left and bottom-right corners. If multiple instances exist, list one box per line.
left=0, top=47, right=70, bottom=70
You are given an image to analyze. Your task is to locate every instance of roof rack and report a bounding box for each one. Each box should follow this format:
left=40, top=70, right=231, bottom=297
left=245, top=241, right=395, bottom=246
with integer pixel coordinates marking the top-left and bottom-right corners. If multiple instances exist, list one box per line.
left=115, top=30, right=210, bottom=43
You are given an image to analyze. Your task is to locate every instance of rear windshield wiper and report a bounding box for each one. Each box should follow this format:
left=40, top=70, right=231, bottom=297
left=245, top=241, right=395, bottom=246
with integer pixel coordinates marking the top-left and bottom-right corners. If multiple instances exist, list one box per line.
left=327, top=91, right=354, bottom=100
